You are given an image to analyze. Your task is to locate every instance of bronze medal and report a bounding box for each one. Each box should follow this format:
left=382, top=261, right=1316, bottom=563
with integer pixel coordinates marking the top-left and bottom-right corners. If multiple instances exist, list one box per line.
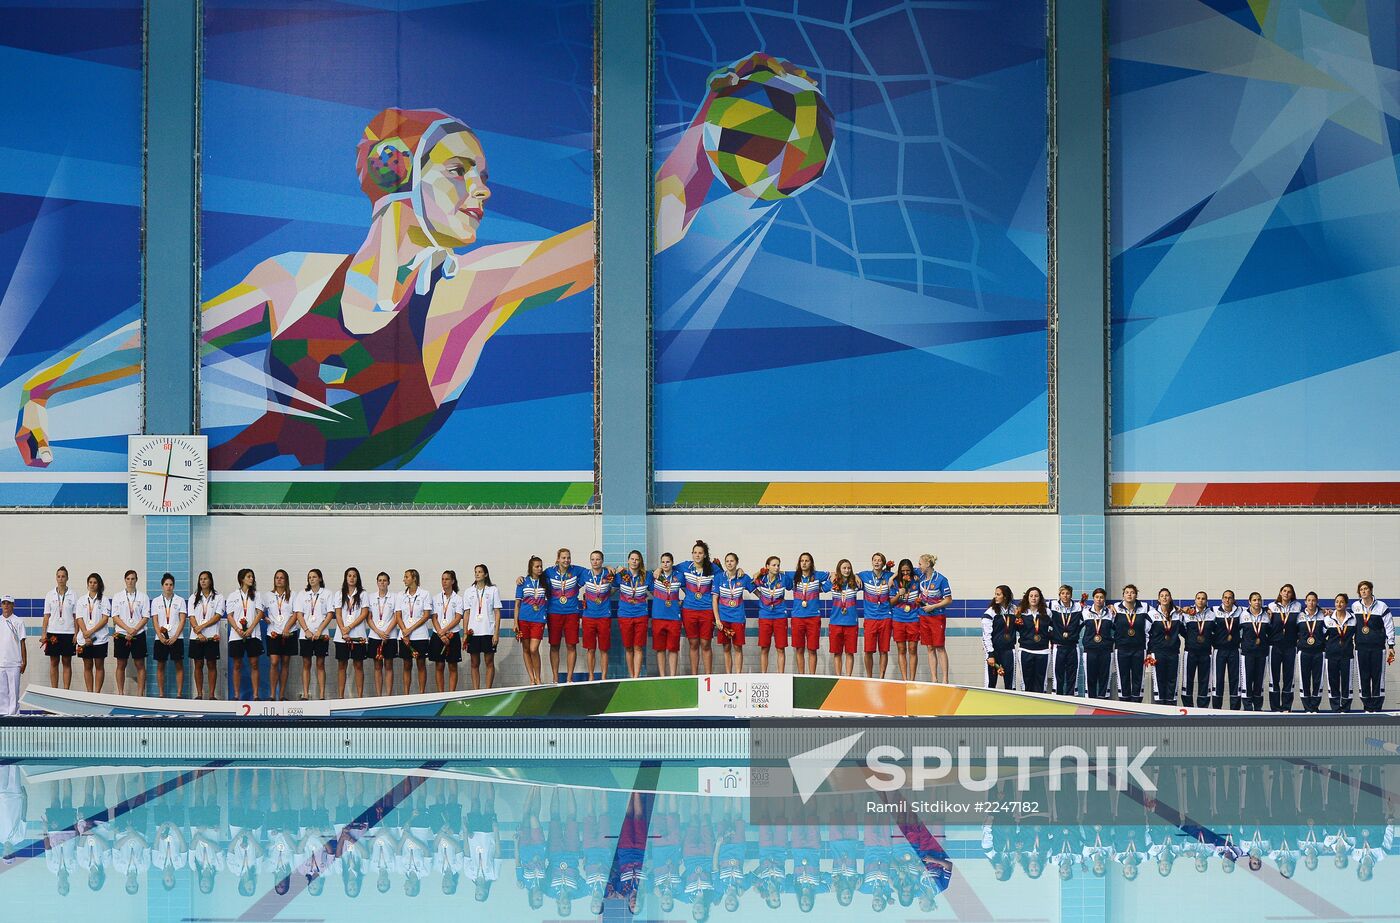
left=1034, top=633, right=1041, bottom=642
left=1307, top=636, right=1315, bottom=646
left=1362, top=625, right=1371, bottom=634
left=1128, top=628, right=1135, bottom=637
left=1094, top=634, right=1102, bottom=643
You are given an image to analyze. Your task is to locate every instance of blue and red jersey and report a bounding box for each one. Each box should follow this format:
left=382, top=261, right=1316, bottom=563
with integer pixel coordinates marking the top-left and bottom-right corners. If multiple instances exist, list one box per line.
left=791, top=571, right=829, bottom=617
left=754, top=571, right=793, bottom=619
left=829, top=580, right=861, bottom=627
left=545, top=564, right=589, bottom=615
left=515, top=577, right=549, bottom=623
left=616, top=571, right=651, bottom=618
left=858, top=570, right=894, bottom=620
left=581, top=568, right=615, bottom=618
left=919, top=570, right=952, bottom=610
left=675, top=561, right=717, bottom=610
left=651, top=570, right=682, bottom=620
left=890, top=577, right=921, bottom=622
left=714, top=572, right=752, bottom=624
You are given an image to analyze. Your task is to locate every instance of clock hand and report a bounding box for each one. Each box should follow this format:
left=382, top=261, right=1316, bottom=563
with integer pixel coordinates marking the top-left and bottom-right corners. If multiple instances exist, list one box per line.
left=161, top=445, right=174, bottom=505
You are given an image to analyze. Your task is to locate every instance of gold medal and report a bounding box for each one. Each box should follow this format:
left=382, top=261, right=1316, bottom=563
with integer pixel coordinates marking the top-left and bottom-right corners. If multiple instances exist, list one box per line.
left=1306, top=636, right=1315, bottom=646
left=1094, top=634, right=1102, bottom=643
left=1362, top=625, right=1371, bottom=634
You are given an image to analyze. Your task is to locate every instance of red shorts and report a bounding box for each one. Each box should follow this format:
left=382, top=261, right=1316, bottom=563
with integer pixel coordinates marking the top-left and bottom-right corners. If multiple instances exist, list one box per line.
left=828, top=623, right=858, bottom=655
left=516, top=620, right=545, bottom=641
left=547, top=612, right=580, bottom=646
left=681, top=609, right=714, bottom=642
left=790, top=616, right=821, bottom=651
left=717, top=621, right=745, bottom=646
left=619, top=616, right=649, bottom=647
left=581, top=616, right=611, bottom=651
left=864, top=619, right=892, bottom=653
left=652, top=619, right=681, bottom=652
left=757, top=619, right=788, bottom=649
left=920, top=613, right=947, bottom=647
left=893, top=620, right=920, bottom=643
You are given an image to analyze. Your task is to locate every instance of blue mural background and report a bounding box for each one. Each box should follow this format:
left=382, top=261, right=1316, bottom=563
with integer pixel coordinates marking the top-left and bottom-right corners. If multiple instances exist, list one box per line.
left=652, top=0, right=1050, bottom=506
left=200, top=0, right=596, bottom=505
left=0, top=0, right=143, bottom=506
left=1111, top=0, right=1400, bottom=506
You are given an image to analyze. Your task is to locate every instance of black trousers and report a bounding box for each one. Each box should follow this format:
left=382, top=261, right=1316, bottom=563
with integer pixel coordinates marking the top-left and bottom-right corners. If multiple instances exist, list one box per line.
left=986, top=649, right=1015, bottom=689
left=1182, top=650, right=1212, bottom=708
left=1151, top=653, right=1179, bottom=706
left=1242, top=651, right=1268, bottom=710
left=1019, top=651, right=1048, bottom=692
left=1051, top=645, right=1078, bottom=696
left=1297, top=650, right=1325, bottom=711
left=1115, top=651, right=1144, bottom=702
left=1268, top=647, right=1296, bottom=711
left=1356, top=648, right=1385, bottom=711
left=1211, top=650, right=1241, bottom=710
left=1326, top=654, right=1353, bottom=712
left=1084, top=650, right=1113, bottom=699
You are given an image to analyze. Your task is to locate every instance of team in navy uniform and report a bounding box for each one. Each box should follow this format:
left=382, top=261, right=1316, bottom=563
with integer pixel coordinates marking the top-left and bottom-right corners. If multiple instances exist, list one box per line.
left=1239, top=593, right=1272, bottom=712
left=1351, top=581, right=1394, bottom=713
left=1079, top=590, right=1115, bottom=699
left=1048, top=585, right=1083, bottom=697
left=980, top=585, right=1017, bottom=690
left=1181, top=591, right=1214, bottom=709
left=1147, top=589, right=1183, bottom=707
left=1267, top=585, right=1302, bottom=711
left=1014, top=588, right=1052, bottom=694
left=1296, top=592, right=1327, bottom=713
left=1113, top=586, right=1150, bottom=704
left=1209, top=592, right=1243, bottom=710
left=1325, top=594, right=1356, bottom=712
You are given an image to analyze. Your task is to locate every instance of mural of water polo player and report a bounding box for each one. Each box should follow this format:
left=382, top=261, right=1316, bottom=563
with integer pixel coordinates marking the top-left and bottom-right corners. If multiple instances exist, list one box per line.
left=13, top=53, right=828, bottom=473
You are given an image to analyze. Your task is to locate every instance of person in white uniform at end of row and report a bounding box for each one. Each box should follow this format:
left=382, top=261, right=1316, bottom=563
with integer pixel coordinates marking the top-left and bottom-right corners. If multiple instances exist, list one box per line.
left=0, top=595, right=26, bottom=716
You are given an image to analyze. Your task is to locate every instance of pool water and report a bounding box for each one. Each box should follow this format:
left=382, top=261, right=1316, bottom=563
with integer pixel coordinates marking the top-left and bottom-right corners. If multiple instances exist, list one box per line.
left=0, top=756, right=1392, bottom=921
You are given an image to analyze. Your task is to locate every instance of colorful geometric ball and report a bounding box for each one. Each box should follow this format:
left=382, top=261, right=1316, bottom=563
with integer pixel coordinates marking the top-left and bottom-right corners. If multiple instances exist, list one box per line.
left=701, top=67, right=835, bottom=202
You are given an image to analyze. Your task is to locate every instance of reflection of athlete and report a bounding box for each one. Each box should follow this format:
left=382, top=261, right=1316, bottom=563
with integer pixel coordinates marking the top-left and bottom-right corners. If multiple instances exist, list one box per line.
left=16, top=54, right=818, bottom=471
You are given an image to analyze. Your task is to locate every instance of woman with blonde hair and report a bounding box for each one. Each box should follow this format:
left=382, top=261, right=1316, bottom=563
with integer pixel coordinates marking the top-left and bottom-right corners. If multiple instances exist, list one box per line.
left=917, top=554, right=952, bottom=683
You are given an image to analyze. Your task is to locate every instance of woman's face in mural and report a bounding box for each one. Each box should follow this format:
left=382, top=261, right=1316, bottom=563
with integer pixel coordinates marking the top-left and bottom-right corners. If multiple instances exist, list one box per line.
left=420, top=130, right=491, bottom=247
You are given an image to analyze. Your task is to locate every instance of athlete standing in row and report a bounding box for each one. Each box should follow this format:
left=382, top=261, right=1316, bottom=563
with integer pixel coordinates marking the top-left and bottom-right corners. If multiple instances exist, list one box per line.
left=858, top=554, right=893, bottom=680
left=753, top=557, right=790, bottom=675
left=1351, top=580, right=1395, bottom=712
left=789, top=554, right=826, bottom=676
left=917, top=555, right=952, bottom=683
left=649, top=554, right=683, bottom=677
left=545, top=550, right=588, bottom=684
left=616, top=552, right=651, bottom=679
left=514, top=557, right=549, bottom=686
left=111, top=570, right=149, bottom=695
left=674, top=541, right=717, bottom=675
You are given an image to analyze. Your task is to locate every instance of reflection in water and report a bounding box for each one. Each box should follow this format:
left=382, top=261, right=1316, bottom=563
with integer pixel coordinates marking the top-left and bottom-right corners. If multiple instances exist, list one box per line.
left=0, top=759, right=1393, bottom=920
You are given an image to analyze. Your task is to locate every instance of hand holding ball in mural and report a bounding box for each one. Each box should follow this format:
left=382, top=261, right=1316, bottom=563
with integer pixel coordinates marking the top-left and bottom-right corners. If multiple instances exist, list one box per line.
left=699, top=52, right=834, bottom=201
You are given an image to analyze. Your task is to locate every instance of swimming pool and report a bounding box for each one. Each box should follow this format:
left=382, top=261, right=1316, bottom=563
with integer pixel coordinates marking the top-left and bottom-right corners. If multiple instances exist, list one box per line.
left=0, top=738, right=1393, bottom=922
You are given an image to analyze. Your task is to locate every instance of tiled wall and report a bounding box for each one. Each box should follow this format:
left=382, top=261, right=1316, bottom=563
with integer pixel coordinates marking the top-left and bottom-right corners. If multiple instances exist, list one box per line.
left=1108, top=513, right=1400, bottom=598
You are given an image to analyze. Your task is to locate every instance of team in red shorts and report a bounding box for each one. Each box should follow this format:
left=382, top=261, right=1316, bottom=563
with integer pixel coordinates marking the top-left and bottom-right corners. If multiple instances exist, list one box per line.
left=511, top=542, right=954, bottom=683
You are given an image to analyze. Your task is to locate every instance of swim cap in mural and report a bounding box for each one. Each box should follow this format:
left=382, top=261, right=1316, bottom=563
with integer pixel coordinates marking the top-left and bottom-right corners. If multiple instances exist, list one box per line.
left=700, top=58, right=834, bottom=202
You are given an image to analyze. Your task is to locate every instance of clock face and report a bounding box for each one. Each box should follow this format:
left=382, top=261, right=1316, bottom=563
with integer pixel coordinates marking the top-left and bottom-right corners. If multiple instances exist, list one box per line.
left=128, top=436, right=208, bottom=516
